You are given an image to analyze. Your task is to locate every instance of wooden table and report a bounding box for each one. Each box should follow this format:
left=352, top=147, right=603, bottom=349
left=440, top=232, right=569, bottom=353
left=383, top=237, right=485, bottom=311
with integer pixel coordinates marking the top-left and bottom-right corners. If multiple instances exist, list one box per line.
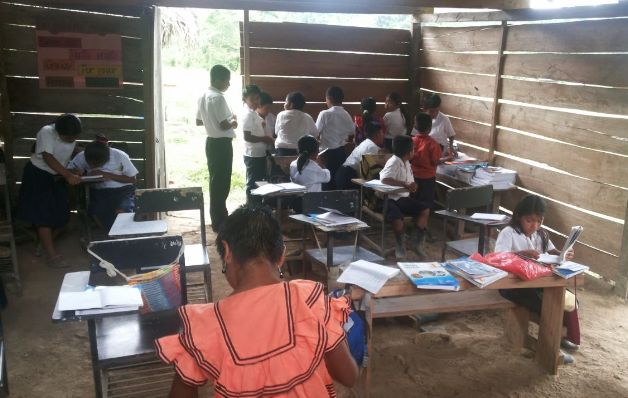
left=108, top=212, right=168, bottom=238
left=351, top=271, right=580, bottom=396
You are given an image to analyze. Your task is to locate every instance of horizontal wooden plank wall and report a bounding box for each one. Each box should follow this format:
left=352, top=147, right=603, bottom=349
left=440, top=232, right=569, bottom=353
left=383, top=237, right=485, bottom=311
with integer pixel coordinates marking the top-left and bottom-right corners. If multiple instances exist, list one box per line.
left=420, top=13, right=628, bottom=281
left=0, top=1, right=147, bottom=185
left=243, top=21, right=411, bottom=121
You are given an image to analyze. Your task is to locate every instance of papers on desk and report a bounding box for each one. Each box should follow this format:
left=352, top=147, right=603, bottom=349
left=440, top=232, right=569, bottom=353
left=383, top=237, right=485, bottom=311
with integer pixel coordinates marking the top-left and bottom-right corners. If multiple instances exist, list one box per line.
left=336, top=260, right=400, bottom=294
left=470, top=167, right=516, bottom=189
left=363, top=179, right=400, bottom=192
left=537, top=226, right=583, bottom=265
left=552, top=261, right=589, bottom=279
left=537, top=253, right=561, bottom=264
left=444, top=257, right=508, bottom=288
left=80, top=175, right=104, bottom=182
left=311, top=210, right=361, bottom=227
left=109, top=212, right=168, bottom=237
left=471, top=213, right=508, bottom=221
left=58, top=285, right=143, bottom=312
left=251, top=182, right=306, bottom=196
left=398, top=262, right=460, bottom=291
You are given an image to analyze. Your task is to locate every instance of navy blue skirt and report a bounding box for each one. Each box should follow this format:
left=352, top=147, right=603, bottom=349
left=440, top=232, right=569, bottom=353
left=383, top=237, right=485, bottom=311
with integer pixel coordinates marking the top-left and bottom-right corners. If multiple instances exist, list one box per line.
left=16, top=161, right=70, bottom=228
left=89, top=184, right=136, bottom=230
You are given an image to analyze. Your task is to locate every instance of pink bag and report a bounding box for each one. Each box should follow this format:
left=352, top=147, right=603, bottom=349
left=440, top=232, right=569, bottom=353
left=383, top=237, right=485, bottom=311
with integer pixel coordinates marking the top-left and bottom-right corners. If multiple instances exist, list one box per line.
left=470, top=252, right=553, bottom=281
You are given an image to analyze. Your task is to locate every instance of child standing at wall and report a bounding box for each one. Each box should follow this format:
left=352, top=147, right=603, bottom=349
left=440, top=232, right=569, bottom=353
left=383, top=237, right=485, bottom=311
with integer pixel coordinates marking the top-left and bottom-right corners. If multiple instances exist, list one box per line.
left=290, top=135, right=330, bottom=193
left=242, top=85, right=274, bottom=204
left=380, top=135, right=430, bottom=259
left=68, top=136, right=138, bottom=230
left=383, top=92, right=411, bottom=153
left=353, top=97, right=384, bottom=145
left=335, top=121, right=384, bottom=190
left=316, top=86, right=355, bottom=190
left=422, top=93, right=456, bottom=156
left=257, top=91, right=276, bottom=154
left=274, top=91, right=318, bottom=156
left=16, top=114, right=82, bottom=268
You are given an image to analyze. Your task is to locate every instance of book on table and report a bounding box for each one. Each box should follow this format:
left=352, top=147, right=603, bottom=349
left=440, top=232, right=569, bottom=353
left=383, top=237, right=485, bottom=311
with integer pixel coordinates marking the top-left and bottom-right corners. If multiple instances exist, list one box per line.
left=537, top=226, right=584, bottom=265
left=251, top=182, right=306, bottom=196
left=470, top=213, right=508, bottom=221
left=336, top=260, right=400, bottom=294
left=444, top=257, right=508, bottom=288
left=363, top=179, right=401, bottom=192
left=58, top=285, right=143, bottom=312
left=552, top=261, right=589, bottom=279
left=310, top=207, right=361, bottom=227
left=397, top=262, right=460, bottom=291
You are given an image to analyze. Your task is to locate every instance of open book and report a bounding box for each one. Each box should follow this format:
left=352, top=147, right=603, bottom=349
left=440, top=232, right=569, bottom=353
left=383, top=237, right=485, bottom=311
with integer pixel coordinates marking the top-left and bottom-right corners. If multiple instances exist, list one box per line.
left=80, top=174, right=104, bottom=182
left=336, top=260, right=400, bottom=294
left=363, top=180, right=401, bottom=192
left=538, top=226, right=584, bottom=264
left=310, top=207, right=361, bottom=227
left=58, top=285, right=143, bottom=312
left=251, top=182, right=306, bottom=196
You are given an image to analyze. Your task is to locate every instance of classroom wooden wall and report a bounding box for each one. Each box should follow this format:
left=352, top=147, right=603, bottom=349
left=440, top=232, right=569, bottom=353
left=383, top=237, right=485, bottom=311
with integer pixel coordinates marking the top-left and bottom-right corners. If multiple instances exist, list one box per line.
left=0, top=1, right=152, bottom=188
left=240, top=21, right=412, bottom=120
left=419, top=8, right=628, bottom=282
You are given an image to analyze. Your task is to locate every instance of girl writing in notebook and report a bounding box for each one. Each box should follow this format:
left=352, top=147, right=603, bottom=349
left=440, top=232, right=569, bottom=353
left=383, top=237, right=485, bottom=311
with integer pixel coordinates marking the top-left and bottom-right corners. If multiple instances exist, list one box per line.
left=289, top=135, right=331, bottom=193
left=495, top=194, right=580, bottom=363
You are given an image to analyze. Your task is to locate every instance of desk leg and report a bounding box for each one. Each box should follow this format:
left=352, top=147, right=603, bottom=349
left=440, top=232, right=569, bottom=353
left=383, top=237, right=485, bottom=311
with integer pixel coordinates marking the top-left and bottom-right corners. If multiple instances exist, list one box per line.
left=88, top=319, right=104, bottom=398
left=478, top=225, right=487, bottom=255
left=364, top=296, right=374, bottom=398
left=327, top=232, right=334, bottom=270
left=276, top=197, right=283, bottom=222
left=536, top=286, right=565, bottom=374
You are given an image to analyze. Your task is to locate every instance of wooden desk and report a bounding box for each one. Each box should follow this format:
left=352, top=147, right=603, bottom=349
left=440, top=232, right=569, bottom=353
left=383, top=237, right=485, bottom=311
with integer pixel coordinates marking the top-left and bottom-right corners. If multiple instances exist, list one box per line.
left=433, top=210, right=510, bottom=255
left=436, top=172, right=516, bottom=213
left=352, top=271, right=579, bottom=396
left=108, top=212, right=168, bottom=238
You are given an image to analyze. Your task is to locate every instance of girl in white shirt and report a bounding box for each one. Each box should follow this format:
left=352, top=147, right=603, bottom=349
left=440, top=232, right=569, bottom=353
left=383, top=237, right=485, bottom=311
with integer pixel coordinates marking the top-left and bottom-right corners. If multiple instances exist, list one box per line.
left=290, top=135, right=330, bottom=193
left=383, top=92, right=411, bottom=152
left=275, top=92, right=318, bottom=156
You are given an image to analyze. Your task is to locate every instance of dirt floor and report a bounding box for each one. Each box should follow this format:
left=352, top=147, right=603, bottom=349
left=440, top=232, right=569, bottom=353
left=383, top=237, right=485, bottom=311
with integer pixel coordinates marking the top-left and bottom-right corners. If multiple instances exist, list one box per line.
left=2, top=212, right=628, bottom=398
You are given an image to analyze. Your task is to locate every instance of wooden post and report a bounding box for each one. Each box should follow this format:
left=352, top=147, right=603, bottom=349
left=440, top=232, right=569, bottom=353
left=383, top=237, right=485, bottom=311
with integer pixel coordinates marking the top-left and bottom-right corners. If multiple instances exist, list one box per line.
left=487, top=20, right=508, bottom=164
left=242, top=9, right=251, bottom=86
left=0, top=5, right=15, bottom=193
left=142, top=6, right=157, bottom=189
left=614, top=199, right=628, bottom=299
left=408, top=19, right=422, bottom=119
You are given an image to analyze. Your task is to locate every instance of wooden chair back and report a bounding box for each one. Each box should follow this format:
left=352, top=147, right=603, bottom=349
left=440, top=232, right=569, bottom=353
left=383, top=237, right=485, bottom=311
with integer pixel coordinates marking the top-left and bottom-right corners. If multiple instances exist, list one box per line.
left=271, top=155, right=296, bottom=175
left=360, top=153, right=391, bottom=179
left=302, top=190, right=360, bottom=217
left=446, top=185, right=494, bottom=212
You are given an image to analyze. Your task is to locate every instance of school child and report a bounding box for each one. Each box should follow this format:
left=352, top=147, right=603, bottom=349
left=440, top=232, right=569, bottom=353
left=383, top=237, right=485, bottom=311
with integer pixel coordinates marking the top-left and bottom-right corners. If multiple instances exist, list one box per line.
left=16, top=113, right=82, bottom=268
left=383, top=92, right=412, bottom=152
left=495, top=194, right=580, bottom=363
left=289, top=135, right=330, bottom=193
left=316, top=86, right=355, bottom=190
left=242, top=85, right=274, bottom=204
left=422, top=93, right=456, bottom=156
left=274, top=91, right=318, bottom=156
left=197, top=64, right=238, bottom=232
left=257, top=91, right=276, bottom=154
left=353, top=97, right=385, bottom=145
left=380, top=135, right=430, bottom=259
left=68, top=136, right=138, bottom=230
left=335, top=121, right=384, bottom=190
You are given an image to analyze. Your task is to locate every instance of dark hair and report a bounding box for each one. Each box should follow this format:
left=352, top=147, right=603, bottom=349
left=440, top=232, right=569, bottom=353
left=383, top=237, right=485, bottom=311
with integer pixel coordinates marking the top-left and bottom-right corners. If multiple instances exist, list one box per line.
left=54, top=114, right=82, bottom=137
left=392, top=135, right=413, bottom=158
left=84, top=140, right=110, bottom=166
left=387, top=92, right=412, bottom=134
left=259, top=92, right=273, bottom=106
left=242, top=84, right=261, bottom=101
left=296, top=135, right=319, bottom=174
left=510, top=194, right=549, bottom=252
left=414, top=113, right=433, bottom=134
left=361, top=97, right=376, bottom=125
left=216, top=205, right=284, bottom=266
left=423, top=93, right=442, bottom=109
left=287, top=91, right=306, bottom=110
left=210, top=64, right=230, bottom=84
left=364, top=121, right=382, bottom=139
left=326, top=86, right=344, bottom=104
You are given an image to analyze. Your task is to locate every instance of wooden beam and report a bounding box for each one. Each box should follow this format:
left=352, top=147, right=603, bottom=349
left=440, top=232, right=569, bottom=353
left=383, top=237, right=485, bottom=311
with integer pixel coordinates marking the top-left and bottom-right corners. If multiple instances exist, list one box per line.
left=615, top=199, right=628, bottom=299
left=0, top=7, right=16, bottom=190
left=142, top=6, right=156, bottom=189
left=487, top=20, right=507, bottom=164
left=408, top=21, right=421, bottom=121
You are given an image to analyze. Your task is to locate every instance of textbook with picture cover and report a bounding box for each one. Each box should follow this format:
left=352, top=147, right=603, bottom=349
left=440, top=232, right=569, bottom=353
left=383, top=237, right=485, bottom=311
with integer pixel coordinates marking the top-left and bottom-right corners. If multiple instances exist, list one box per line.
left=444, top=257, right=508, bottom=288
left=397, top=262, right=460, bottom=291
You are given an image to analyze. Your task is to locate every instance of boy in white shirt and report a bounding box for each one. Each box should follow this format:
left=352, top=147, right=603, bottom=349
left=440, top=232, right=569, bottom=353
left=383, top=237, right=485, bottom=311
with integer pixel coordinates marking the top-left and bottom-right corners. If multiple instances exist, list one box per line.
left=423, top=93, right=456, bottom=156
left=196, top=65, right=237, bottom=231
left=316, top=86, right=354, bottom=190
left=275, top=91, right=318, bottom=156
left=380, top=135, right=430, bottom=259
left=257, top=92, right=276, bottom=154
left=335, top=121, right=384, bottom=190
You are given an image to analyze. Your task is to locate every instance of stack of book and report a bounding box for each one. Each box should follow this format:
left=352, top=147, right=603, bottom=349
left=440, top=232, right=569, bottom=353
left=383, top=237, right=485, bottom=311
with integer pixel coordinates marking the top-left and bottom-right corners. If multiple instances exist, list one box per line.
left=363, top=180, right=401, bottom=192
left=444, top=257, right=508, bottom=288
left=470, top=166, right=517, bottom=189
left=398, top=262, right=460, bottom=291
left=552, top=261, right=589, bottom=279
left=310, top=209, right=361, bottom=227
left=251, top=182, right=306, bottom=196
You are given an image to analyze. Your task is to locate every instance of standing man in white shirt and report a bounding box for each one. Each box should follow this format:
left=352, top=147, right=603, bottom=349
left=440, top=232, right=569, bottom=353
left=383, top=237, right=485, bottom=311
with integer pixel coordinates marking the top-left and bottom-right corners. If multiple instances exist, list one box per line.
left=196, top=65, right=237, bottom=232
left=316, top=86, right=355, bottom=190
left=424, top=93, right=457, bottom=157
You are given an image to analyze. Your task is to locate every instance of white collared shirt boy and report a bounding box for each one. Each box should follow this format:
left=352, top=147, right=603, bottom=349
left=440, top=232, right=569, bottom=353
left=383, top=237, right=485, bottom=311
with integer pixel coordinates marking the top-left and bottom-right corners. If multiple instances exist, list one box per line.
left=316, top=106, right=354, bottom=151
left=343, top=138, right=380, bottom=171
left=379, top=155, right=413, bottom=201
left=196, top=87, right=235, bottom=139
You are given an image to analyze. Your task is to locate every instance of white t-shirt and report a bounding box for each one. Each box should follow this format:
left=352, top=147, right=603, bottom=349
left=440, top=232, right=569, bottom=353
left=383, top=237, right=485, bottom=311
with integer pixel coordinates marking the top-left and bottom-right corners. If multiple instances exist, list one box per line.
left=196, top=87, right=235, bottom=139
left=379, top=155, right=413, bottom=200
left=68, top=147, right=138, bottom=189
left=263, top=112, right=276, bottom=137
left=30, top=124, right=76, bottom=175
left=316, top=106, right=354, bottom=151
left=275, top=110, right=318, bottom=149
left=343, top=138, right=380, bottom=171
left=428, top=111, right=455, bottom=147
left=495, top=226, right=556, bottom=253
left=242, top=106, right=268, bottom=158
left=289, top=159, right=330, bottom=193
left=383, top=108, right=407, bottom=139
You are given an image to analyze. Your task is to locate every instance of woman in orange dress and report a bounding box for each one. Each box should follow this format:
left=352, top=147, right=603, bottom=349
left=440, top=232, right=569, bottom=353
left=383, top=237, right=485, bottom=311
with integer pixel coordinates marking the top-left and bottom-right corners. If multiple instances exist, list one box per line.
left=155, top=206, right=358, bottom=397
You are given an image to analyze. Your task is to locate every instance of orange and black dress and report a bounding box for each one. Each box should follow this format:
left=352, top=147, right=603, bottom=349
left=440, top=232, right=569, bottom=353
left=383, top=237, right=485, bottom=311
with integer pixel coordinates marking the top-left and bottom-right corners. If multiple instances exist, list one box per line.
left=155, top=280, right=351, bottom=397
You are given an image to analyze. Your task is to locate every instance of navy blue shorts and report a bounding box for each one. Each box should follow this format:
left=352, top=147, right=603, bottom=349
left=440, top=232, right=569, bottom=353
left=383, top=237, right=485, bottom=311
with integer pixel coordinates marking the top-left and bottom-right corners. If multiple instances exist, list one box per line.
left=385, top=197, right=427, bottom=222
left=414, top=177, right=436, bottom=209
left=89, top=185, right=135, bottom=230
left=16, top=161, right=70, bottom=228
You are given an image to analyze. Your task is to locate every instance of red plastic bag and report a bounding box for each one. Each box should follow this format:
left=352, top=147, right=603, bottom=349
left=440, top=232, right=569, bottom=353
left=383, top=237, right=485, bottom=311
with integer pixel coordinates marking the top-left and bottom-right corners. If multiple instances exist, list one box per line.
left=470, top=252, right=553, bottom=281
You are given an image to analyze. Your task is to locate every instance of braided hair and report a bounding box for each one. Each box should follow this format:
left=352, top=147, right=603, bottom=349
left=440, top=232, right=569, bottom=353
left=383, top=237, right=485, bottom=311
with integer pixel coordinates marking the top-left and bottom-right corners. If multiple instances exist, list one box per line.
left=296, top=135, right=319, bottom=174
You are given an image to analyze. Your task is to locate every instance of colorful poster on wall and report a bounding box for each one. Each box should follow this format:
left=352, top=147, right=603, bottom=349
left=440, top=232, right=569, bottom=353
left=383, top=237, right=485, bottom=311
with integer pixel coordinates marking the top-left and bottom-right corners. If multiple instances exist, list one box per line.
left=36, top=30, right=123, bottom=89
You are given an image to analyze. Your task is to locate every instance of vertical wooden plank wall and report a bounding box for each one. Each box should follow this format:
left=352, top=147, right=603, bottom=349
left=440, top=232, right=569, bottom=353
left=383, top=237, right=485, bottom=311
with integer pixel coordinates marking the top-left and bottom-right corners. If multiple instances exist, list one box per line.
left=241, top=22, right=412, bottom=119
left=419, top=12, right=628, bottom=282
left=0, top=1, right=150, bottom=187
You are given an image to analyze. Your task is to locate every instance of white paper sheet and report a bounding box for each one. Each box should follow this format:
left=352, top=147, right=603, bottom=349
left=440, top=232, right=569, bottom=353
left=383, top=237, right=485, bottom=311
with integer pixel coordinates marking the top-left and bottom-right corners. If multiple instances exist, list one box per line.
left=337, top=260, right=400, bottom=294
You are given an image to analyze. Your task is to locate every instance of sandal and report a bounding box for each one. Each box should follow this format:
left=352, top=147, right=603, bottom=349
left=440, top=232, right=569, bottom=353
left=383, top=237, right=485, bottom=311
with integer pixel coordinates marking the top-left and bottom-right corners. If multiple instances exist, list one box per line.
left=47, top=255, right=70, bottom=269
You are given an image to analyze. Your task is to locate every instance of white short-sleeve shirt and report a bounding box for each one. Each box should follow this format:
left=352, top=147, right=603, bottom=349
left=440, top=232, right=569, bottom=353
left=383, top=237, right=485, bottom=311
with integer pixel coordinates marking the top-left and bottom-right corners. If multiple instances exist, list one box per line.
left=68, top=147, right=138, bottom=189
left=196, top=87, right=235, bottom=139
left=289, top=159, right=331, bottom=192
left=379, top=155, right=413, bottom=200
left=428, top=111, right=455, bottom=147
left=30, top=124, right=77, bottom=175
left=263, top=112, right=276, bottom=138
left=275, top=110, right=318, bottom=149
left=343, top=138, right=380, bottom=171
left=242, top=106, right=268, bottom=158
left=383, top=108, right=407, bottom=139
left=495, top=226, right=556, bottom=253
left=316, top=106, right=355, bottom=151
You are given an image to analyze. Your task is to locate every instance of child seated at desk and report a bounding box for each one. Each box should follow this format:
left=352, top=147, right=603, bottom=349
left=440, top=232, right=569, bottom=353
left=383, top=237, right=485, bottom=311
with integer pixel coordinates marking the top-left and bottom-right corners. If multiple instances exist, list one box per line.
left=69, top=136, right=138, bottom=231
left=290, top=135, right=330, bottom=193
left=380, top=135, right=430, bottom=259
left=383, top=92, right=411, bottom=153
left=156, top=205, right=358, bottom=397
left=335, top=121, right=384, bottom=190
left=275, top=91, right=318, bottom=156
left=495, top=194, right=580, bottom=364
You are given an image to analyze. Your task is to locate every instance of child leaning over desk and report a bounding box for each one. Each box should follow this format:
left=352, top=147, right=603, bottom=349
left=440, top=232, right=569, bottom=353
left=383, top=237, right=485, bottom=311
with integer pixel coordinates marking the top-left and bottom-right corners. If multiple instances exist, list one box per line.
left=68, top=135, right=138, bottom=231
left=495, top=194, right=580, bottom=363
